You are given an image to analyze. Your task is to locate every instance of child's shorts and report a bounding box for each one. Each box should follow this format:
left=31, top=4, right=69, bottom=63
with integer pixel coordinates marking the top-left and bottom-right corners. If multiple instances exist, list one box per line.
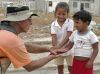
left=54, top=55, right=73, bottom=66
left=72, top=58, right=93, bottom=74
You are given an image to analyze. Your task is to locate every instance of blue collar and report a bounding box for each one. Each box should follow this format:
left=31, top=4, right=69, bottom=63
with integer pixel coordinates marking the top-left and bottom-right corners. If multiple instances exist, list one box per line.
left=0, top=21, right=17, bottom=34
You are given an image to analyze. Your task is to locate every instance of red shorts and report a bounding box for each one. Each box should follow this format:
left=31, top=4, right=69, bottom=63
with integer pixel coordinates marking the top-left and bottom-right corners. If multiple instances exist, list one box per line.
left=72, top=58, right=93, bottom=74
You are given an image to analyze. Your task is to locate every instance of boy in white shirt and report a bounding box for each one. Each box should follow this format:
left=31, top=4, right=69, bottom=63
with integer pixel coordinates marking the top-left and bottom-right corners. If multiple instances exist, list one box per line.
left=52, top=10, right=99, bottom=74
left=51, top=2, right=74, bottom=74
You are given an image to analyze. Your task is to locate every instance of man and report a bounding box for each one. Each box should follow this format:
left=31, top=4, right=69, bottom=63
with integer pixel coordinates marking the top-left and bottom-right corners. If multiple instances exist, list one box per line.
left=0, top=6, right=59, bottom=74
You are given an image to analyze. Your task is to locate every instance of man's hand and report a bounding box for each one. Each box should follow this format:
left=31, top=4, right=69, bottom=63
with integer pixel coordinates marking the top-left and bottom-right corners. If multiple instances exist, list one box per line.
left=49, top=54, right=61, bottom=59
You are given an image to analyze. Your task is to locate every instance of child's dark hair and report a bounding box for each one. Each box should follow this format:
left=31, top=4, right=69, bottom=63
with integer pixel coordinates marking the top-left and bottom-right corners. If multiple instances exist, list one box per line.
left=73, top=10, right=92, bottom=25
left=55, top=2, right=69, bottom=13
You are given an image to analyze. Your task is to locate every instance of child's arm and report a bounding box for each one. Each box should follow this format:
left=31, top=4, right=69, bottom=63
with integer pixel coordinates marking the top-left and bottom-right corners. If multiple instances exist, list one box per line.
left=50, top=22, right=57, bottom=48
left=49, top=34, right=58, bottom=55
left=57, top=31, right=72, bottom=48
left=53, top=41, right=74, bottom=54
left=51, top=34, right=57, bottom=46
left=90, top=42, right=99, bottom=62
left=86, top=32, right=99, bottom=68
left=51, top=30, right=75, bottom=54
left=54, top=31, right=75, bottom=54
left=57, top=20, right=74, bottom=48
left=86, top=42, right=99, bottom=68
left=65, top=41, right=74, bottom=50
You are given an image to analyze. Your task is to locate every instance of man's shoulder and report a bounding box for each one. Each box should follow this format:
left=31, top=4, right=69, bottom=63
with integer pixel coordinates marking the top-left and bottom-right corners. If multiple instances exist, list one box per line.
left=0, top=30, right=20, bottom=41
left=0, top=30, right=16, bottom=36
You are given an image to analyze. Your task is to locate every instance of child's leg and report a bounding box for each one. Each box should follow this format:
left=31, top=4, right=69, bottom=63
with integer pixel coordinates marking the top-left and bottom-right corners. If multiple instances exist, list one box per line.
left=1, top=58, right=11, bottom=74
left=58, top=65, right=64, bottom=74
left=54, top=56, right=64, bottom=74
left=66, top=55, right=73, bottom=74
left=72, top=58, right=93, bottom=74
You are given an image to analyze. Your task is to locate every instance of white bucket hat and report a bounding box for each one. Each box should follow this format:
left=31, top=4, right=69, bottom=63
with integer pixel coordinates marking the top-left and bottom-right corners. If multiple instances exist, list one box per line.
left=3, top=6, right=38, bottom=21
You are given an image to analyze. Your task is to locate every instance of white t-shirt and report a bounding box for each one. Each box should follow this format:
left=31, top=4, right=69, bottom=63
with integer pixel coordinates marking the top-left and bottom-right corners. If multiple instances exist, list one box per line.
left=51, top=19, right=74, bottom=56
left=69, top=30, right=99, bottom=57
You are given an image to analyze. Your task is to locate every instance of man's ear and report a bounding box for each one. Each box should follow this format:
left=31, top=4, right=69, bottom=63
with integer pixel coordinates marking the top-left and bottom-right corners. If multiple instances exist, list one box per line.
left=17, top=21, right=23, bottom=27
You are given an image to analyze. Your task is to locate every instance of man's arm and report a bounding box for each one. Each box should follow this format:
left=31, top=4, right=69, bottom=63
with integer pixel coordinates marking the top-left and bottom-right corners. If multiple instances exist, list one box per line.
left=57, top=31, right=72, bottom=48
left=25, top=43, right=50, bottom=53
left=23, top=54, right=60, bottom=72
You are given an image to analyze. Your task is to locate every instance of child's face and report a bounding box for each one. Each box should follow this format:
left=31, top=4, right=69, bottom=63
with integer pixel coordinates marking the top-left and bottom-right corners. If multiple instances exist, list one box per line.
left=74, top=19, right=88, bottom=32
left=55, top=8, right=68, bottom=22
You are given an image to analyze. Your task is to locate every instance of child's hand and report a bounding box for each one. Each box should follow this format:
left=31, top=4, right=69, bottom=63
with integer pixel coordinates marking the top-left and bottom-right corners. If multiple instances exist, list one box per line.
left=52, top=46, right=59, bottom=49
left=86, top=61, right=93, bottom=69
left=50, top=48, right=68, bottom=55
left=56, top=49, right=68, bottom=54
left=49, top=47, right=58, bottom=55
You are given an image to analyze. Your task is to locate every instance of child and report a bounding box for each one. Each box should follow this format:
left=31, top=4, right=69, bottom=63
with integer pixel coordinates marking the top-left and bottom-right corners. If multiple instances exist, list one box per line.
left=51, top=2, right=74, bottom=74
left=55, top=10, right=99, bottom=74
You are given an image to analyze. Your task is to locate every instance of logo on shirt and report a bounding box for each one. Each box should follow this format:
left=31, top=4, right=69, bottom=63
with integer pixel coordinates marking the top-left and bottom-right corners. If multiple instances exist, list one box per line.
left=75, top=40, right=85, bottom=48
